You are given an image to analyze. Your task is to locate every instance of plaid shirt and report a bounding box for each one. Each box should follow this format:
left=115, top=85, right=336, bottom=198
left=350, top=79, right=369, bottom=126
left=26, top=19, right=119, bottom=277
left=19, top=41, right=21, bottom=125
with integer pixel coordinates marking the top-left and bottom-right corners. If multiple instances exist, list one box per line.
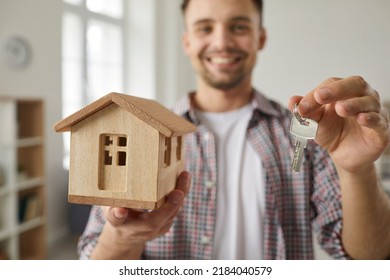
left=78, top=90, right=350, bottom=259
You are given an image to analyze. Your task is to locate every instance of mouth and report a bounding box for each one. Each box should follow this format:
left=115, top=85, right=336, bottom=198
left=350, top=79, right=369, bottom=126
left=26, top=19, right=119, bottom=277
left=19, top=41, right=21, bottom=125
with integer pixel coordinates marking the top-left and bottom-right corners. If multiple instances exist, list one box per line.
left=203, top=54, right=244, bottom=71
left=207, top=56, right=242, bottom=65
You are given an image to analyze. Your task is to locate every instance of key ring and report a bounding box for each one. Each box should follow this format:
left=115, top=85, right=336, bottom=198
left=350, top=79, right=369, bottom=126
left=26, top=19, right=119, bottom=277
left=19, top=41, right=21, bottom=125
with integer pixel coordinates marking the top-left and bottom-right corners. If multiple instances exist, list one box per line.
left=293, top=103, right=306, bottom=123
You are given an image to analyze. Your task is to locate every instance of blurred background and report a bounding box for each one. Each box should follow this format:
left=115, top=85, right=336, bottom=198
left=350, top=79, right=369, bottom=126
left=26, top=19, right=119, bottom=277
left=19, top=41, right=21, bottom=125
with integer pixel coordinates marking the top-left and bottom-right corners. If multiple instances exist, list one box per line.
left=0, top=0, right=389, bottom=260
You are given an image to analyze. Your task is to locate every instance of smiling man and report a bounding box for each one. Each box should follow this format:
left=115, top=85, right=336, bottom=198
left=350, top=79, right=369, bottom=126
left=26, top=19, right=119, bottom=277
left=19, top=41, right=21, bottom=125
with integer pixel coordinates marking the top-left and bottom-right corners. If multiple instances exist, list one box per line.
left=183, top=0, right=263, bottom=89
left=182, top=0, right=265, bottom=112
left=78, top=0, right=390, bottom=260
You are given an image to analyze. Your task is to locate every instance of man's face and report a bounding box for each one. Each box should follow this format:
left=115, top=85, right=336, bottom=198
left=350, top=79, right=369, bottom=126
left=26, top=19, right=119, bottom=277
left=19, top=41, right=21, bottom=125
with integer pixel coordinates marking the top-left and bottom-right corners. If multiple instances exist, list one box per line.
left=183, top=0, right=266, bottom=90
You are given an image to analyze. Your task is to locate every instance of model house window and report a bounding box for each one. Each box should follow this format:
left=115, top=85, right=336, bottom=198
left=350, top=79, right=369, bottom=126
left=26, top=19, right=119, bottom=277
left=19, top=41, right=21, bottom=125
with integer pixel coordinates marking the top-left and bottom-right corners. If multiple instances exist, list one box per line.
left=104, top=150, right=112, bottom=165
left=176, top=136, right=182, bottom=161
left=62, top=0, right=126, bottom=168
left=101, top=134, right=127, bottom=167
left=164, top=137, right=171, bottom=167
left=117, top=151, right=127, bottom=166
left=99, top=133, right=127, bottom=191
left=118, top=136, right=127, bottom=147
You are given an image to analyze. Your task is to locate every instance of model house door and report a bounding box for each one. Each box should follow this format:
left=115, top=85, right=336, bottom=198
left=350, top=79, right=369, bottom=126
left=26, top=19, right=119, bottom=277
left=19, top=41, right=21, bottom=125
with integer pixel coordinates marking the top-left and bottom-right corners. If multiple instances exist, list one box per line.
left=98, top=134, right=127, bottom=191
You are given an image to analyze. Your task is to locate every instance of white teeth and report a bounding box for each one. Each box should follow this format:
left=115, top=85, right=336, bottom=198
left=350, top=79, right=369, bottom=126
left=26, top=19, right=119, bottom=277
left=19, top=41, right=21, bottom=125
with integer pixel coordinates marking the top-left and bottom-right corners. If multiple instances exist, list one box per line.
left=210, top=57, right=236, bottom=64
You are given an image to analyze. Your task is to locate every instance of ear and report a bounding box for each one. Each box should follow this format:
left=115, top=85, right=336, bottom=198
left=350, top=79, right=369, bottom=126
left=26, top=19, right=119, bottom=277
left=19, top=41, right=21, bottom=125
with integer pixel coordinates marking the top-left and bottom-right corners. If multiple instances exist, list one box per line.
left=182, top=32, right=191, bottom=56
left=257, top=27, right=267, bottom=50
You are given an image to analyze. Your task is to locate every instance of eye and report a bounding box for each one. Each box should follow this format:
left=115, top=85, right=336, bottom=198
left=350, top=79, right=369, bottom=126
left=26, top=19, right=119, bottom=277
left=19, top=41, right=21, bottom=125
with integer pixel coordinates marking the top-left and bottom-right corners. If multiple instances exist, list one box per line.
left=196, top=25, right=212, bottom=34
left=231, top=24, right=250, bottom=34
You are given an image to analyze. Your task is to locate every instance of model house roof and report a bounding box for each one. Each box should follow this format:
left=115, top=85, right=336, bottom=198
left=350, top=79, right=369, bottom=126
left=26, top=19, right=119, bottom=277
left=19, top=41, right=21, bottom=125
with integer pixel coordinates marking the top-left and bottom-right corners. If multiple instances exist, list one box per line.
left=53, top=92, right=197, bottom=137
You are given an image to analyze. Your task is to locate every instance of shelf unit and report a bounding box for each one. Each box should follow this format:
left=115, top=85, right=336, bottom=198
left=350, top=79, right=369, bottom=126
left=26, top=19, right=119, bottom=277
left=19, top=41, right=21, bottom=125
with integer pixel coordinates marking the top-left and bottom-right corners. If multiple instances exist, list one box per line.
left=0, top=97, right=46, bottom=260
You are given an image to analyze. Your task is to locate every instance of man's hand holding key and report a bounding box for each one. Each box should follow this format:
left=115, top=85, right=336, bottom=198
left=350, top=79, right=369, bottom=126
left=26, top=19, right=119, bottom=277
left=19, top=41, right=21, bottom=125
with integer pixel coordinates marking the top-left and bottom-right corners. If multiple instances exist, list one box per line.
left=288, top=76, right=390, bottom=259
left=288, top=76, right=390, bottom=174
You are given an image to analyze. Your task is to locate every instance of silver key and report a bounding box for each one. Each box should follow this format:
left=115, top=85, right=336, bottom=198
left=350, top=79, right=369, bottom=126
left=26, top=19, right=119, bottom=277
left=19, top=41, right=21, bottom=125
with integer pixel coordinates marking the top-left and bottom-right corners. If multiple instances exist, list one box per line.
left=290, top=116, right=318, bottom=172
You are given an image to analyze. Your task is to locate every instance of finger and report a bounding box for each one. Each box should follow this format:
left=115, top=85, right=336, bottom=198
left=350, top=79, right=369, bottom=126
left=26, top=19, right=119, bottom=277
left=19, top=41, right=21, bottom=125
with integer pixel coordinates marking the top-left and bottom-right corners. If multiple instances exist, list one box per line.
left=356, top=111, right=389, bottom=132
left=159, top=219, right=175, bottom=236
left=289, top=95, right=325, bottom=122
left=137, top=190, right=183, bottom=233
left=298, top=76, right=373, bottom=116
left=334, top=96, right=381, bottom=118
left=147, top=175, right=189, bottom=223
left=313, top=76, right=372, bottom=106
left=287, top=95, right=303, bottom=112
left=175, top=171, right=191, bottom=196
left=292, top=77, right=342, bottom=117
left=357, top=111, right=390, bottom=149
left=105, top=207, right=129, bottom=227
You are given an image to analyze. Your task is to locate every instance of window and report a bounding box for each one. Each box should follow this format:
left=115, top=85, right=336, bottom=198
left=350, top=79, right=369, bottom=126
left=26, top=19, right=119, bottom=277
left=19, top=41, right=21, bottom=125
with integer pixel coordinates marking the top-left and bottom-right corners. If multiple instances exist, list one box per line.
left=164, top=137, right=172, bottom=167
left=101, top=134, right=127, bottom=167
left=62, top=0, right=126, bottom=168
left=118, top=136, right=127, bottom=147
left=103, top=150, right=112, bottom=165
left=176, top=136, right=182, bottom=161
left=117, top=151, right=127, bottom=166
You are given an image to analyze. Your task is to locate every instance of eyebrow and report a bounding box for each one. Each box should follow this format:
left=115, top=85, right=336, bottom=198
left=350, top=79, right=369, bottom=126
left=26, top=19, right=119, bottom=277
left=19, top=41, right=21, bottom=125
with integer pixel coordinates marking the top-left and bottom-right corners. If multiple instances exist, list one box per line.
left=193, top=16, right=253, bottom=26
left=230, top=16, right=252, bottom=23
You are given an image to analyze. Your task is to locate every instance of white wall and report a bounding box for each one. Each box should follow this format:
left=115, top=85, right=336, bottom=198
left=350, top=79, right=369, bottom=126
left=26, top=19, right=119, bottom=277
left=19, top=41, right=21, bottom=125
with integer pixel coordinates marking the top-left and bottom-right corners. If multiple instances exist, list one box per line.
left=254, top=0, right=390, bottom=106
left=126, top=0, right=194, bottom=107
left=150, top=0, right=390, bottom=108
left=0, top=0, right=68, bottom=246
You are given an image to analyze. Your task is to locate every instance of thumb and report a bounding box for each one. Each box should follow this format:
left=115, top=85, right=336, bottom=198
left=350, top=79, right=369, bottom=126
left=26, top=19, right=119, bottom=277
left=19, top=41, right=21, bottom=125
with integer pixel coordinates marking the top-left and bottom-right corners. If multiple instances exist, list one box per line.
left=105, top=207, right=129, bottom=227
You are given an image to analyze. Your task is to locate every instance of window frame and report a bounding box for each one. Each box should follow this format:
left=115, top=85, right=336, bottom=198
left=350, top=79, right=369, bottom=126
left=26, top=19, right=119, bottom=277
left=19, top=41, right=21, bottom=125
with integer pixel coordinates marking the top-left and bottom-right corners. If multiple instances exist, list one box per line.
left=61, top=0, right=128, bottom=169
left=62, top=0, right=127, bottom=106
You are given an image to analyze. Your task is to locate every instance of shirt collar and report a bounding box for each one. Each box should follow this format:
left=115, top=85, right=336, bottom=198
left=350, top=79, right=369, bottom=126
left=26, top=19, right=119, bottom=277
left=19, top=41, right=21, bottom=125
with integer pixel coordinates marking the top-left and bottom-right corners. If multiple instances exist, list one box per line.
left=173, top=88, right=281, bottom=124
left=250, top=89, right=281, bottom=117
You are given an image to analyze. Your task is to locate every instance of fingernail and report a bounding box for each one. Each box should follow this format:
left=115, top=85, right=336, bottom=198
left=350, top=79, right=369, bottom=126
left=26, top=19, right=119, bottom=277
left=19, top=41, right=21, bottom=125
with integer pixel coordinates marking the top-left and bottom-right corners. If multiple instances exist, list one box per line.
left=114, top=208, right=126, bottom=219
left=169, top=191, right=183, bottom=205
left=317, top=88, right=331, bottom=101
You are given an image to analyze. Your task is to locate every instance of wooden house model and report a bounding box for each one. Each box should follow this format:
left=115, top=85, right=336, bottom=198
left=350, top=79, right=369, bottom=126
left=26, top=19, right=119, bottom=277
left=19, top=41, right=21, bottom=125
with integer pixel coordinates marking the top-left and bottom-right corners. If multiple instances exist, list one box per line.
left=54, top=93, right=196, bottom=209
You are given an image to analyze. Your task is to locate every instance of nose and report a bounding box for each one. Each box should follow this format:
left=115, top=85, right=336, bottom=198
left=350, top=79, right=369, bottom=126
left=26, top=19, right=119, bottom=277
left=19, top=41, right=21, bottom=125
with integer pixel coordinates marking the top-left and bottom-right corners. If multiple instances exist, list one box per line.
left=212, top=26, right=233, bottom=51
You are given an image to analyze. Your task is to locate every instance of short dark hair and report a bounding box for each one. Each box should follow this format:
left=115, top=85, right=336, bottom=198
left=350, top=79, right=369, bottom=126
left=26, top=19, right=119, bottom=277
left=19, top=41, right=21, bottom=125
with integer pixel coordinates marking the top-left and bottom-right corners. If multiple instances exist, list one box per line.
left=181, top=0, right=263, bottom=15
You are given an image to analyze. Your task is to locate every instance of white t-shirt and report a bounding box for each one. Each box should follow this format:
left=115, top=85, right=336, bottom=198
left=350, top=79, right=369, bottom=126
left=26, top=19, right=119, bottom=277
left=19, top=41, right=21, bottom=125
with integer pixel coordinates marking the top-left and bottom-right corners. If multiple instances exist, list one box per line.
left=195, top=104, right=265, bottom=259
